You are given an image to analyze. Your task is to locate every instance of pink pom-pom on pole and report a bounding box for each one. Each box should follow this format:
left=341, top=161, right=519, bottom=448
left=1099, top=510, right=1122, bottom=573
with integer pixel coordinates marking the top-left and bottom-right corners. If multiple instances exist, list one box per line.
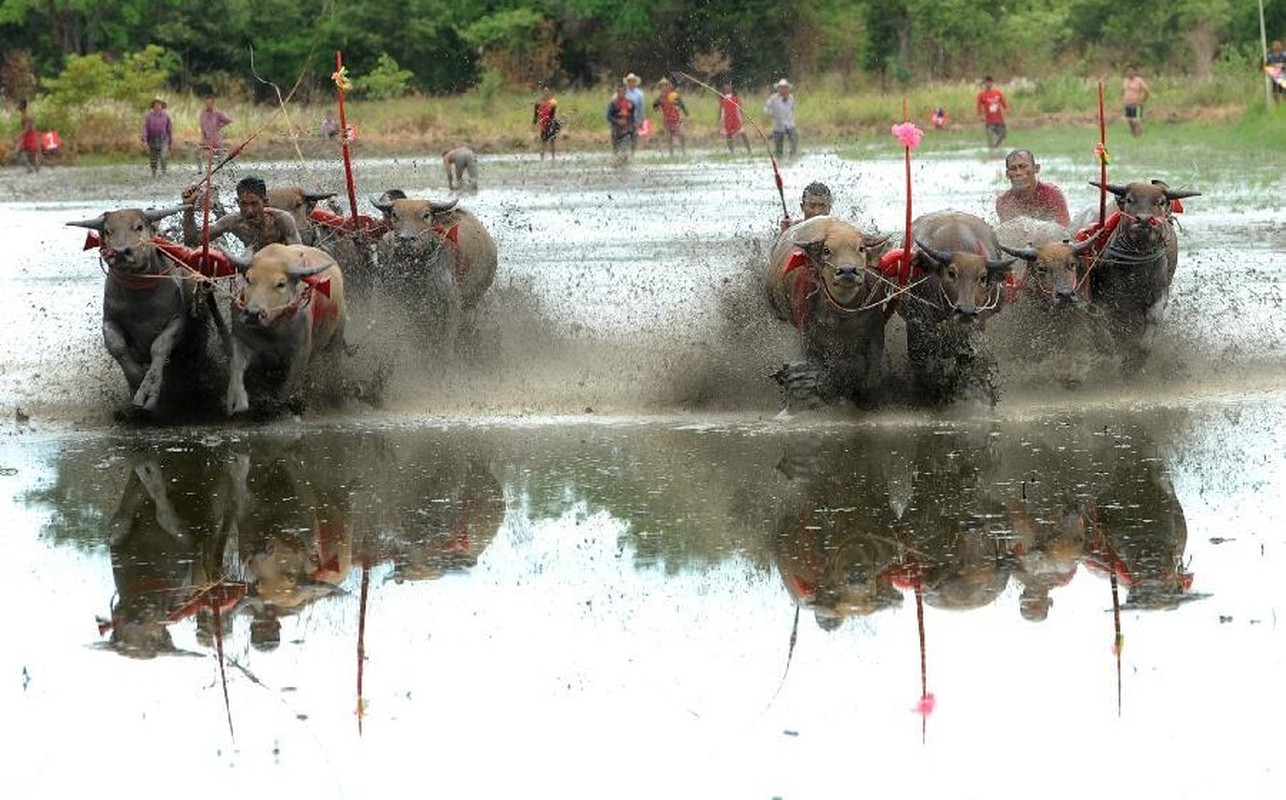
left=891, top=121, right=924, bottom=149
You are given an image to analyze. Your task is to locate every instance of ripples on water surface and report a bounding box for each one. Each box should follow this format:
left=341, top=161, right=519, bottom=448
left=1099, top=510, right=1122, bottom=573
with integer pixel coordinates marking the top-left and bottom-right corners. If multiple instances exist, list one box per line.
left=1, top=149, right=1284, bottom=799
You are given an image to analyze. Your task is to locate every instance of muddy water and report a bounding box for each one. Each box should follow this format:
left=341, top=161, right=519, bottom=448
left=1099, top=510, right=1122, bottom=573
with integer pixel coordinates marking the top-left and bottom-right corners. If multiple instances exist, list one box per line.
left=2, top=148, right=1284, bottom=799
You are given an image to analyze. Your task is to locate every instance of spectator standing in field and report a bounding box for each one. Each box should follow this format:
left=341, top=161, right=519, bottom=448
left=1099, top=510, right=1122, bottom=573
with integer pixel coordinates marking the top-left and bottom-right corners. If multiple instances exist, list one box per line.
left=14, top=99, right=40, bottom=173
left=532, top=84, right=561, bottom=160
left=995, top=149, right=1070, bottom=226
left=1122, top=64, right=1151, bottom=137
left=718, top=82, right=752, bottom=154
left=623, top=73, right=647, bottom=153
left=199, top=95, right=233, bottom=163
left=779, top=181, right=833, bottom=233
left=976, top=76, right=1008, bottom=150
left=652, top=77, right=689, bottom=157
left=443, top=146, right=479, bottom=191
left=764, top=78, right=798, bottom=159
left=606, top=83, right=637, bottom=163
left=141, top=96, right=172, bottom=177
left=1267, top=40, right=1286, bottom=103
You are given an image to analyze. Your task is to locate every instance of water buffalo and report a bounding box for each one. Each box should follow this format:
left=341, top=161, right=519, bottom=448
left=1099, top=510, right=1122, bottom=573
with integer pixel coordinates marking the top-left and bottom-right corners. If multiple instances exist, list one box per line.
left=1079, top=180, right=1200, bottom=363
left=765, top=215, right=892, bottom=406
left=67, top=206, right=220, bottom=416
left=370, top=194, right=498, bottom=348
left=266, top=186, right=338, bottom=248
left=226, top=243, right=346, bottom=415
left=996, top=218, right=1102, bottom=308
left=898, top=210, right=1015, bottom=404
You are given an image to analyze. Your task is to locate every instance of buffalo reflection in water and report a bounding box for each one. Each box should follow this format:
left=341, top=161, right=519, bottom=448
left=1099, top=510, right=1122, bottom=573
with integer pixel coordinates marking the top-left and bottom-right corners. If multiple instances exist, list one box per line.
left=87, top=432, right=505, bottom=657
left=770, top=420, right=1201, bottom=631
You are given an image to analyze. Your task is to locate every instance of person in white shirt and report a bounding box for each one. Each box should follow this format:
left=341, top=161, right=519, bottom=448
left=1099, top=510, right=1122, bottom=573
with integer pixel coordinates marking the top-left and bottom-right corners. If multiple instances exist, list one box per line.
left=764, top=78, right=798, bottom=159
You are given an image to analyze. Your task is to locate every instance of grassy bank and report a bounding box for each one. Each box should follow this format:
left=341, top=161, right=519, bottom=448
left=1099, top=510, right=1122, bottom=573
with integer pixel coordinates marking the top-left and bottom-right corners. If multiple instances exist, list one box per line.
left=5, top=69, right=1282, bottom=166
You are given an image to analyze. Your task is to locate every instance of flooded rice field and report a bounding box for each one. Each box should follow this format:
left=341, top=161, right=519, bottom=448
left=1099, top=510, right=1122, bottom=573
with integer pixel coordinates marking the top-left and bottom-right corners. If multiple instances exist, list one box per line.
left=2, top=145, right=1284, bottom=799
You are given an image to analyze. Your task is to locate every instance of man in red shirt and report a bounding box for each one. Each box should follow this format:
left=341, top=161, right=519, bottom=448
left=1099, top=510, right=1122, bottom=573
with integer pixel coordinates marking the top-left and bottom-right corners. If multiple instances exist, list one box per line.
left=718, top=82, right=752, bottom=154
left=995, top=149, right=1070, bottom=226
left=976, top=76, right=1009, bottom=150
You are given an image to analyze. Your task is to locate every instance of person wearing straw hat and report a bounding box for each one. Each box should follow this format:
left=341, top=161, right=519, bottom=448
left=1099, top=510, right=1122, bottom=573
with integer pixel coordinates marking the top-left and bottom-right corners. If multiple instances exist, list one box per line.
left=763, top=78, right=798, bottom=159
left=140, top=96, right=172, bottom=177
left=623, top=72, right=647, bottom=151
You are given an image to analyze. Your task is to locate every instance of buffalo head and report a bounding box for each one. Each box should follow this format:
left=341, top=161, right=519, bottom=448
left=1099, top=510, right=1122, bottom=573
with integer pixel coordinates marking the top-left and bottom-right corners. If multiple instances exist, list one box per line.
left=370, top=196, right=460, bottom=257
left=235, top=242, right=337, bottom=327
left=914, top=239, right=1015, bottom=322
left=795, top=221, right=891, bottom=311
left=1090, top=180, right=1201, bottom=246
left=67, top=206, right=183, bottom=273
left=999, top=229, right=1102, bottom=306
left=267, top=187, right=338, bottom=247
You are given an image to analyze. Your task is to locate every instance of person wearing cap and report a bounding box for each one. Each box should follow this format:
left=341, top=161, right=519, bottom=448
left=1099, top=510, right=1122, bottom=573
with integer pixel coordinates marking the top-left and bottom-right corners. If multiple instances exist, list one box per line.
left=779, top=181, right=833, bottom=232
left=652, top=76, right=689, bottom=157
left=605, top=82, right=637, bottom=162
left=764, top=78, right=798, bottom=159
left=140, top=96, right=172, bottom=177
left=182, top=175, right=301, bottom=253
left=975, top=76, right=1009, bottom=150
left=995, top=149, right=1070, bottom=226
left=623, top=73, right=646, bottom=152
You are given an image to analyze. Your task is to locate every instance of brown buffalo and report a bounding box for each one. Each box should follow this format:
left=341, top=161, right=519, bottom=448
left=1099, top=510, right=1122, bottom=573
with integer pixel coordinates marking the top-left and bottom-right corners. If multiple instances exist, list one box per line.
left=997, top=224, right=1103, bottom=308
left=898, top=211, right=1015, bottom=404
left=67, top=206, right=220, bottom=416
left=371, top=195, right=498, bottom=348
left=766, top=215, right=893, bottom=405
left=1080, top=180, right=1200, bottom=362
left=226, top=243, right=346, bottom=415
left=266, top=186, right=338, bottom=248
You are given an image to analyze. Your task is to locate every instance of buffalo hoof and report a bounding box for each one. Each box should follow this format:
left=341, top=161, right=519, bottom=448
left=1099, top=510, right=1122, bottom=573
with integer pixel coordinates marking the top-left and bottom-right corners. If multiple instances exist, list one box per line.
left=773, top=361, right=827, bottom=410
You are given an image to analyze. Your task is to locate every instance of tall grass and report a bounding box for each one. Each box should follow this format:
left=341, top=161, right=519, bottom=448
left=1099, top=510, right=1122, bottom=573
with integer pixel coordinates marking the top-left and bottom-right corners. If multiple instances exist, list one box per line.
left=9, top=70, right=1283, bottom=163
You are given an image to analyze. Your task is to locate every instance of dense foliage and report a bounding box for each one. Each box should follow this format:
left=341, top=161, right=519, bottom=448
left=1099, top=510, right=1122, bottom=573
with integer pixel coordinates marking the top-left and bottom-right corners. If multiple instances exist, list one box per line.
left=1, top=0, right=1281, bottom=103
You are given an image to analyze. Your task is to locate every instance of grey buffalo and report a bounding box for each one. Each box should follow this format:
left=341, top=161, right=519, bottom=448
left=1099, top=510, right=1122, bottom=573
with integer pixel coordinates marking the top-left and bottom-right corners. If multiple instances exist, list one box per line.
left=67, top=206, right=221, bottom=417
left=1080, top=180, right=1200, bottom=363
left=899, top=210, right=1015, bottom=404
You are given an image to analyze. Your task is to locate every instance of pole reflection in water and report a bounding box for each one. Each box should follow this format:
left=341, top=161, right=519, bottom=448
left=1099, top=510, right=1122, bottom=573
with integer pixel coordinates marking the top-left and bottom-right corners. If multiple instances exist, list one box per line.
left=5, top=403, right=1282, bottom=798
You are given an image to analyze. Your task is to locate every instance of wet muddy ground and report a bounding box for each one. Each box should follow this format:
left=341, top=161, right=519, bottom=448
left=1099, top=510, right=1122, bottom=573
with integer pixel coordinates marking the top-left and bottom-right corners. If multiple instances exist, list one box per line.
left=2, top=145, right=1284, bottom=799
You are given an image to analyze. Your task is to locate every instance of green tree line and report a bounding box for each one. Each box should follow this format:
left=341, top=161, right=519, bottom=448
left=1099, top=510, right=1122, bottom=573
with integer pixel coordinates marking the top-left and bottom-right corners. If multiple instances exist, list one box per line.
left=2, top=0, right=1281, bottom=102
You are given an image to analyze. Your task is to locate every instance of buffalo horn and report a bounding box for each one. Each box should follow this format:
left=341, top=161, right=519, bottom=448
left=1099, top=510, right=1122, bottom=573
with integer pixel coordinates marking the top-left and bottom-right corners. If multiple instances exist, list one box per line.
left=226, top=251, right=252, bottom=275
left=144, top=205, right=186, bottom=223
left=998, top=243, right=1039, bottom=261
left=369, top=195, right=394, bottom=214
left=913, top=238, right=953, bottom=267
left=1164, top=188, right=1202, bottom=201
left=287, top=259, right=335, bottom=279
left=304, top=190, right=337, bottom=203
left=1088, top=180, right=1128, bottom=197
left=428, top=198, right=459, bottom=213
left=65, top=213, right=107, bottom=231
left=863, top=233, right=892, bottom=250
left=1069, top=228, right=1104, bottom=253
